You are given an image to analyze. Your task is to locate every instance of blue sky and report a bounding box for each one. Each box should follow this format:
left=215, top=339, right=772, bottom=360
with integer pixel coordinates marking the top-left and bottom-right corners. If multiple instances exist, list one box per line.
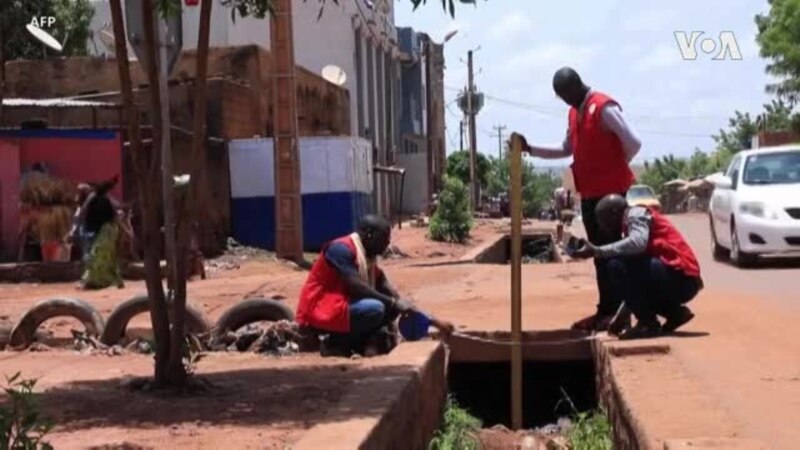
left=395, top=0, right=776, bottom=166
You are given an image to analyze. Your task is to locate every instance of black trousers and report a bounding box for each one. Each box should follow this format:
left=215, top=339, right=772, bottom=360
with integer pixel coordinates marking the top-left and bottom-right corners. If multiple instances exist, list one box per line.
left=606, top=256, right=700, bottom=323
left=581, top=194, right=626, bottom=316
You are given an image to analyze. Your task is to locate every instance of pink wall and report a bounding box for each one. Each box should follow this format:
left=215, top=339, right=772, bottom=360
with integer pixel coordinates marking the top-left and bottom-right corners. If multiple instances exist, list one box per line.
left=0, top=130, right=123, bottom=260
left=18, top=134, right=123, bottom=199
left=0, top=141, right=21, bottom=260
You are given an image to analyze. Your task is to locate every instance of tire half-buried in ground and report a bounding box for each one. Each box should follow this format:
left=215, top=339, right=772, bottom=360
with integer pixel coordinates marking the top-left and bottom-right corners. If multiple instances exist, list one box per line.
left=100, top=294, right=211, bottom=346
left=9, top=298, right=105, bottom=349
left=213, top=298, right=294, bottom=338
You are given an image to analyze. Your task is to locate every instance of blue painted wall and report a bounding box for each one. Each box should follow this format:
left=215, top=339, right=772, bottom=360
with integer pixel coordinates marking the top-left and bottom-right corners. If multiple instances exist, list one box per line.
left=398, top=27, right=425, bottom=137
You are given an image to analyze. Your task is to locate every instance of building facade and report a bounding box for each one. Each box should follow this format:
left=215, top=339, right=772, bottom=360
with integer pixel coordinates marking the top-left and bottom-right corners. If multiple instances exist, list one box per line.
left=395, top=27, right=446, bottom=214
left=88, top=0, right=402, bottom=217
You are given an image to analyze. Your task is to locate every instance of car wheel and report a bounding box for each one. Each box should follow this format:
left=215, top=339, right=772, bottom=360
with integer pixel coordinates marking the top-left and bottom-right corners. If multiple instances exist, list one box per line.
left=730, top=222, right=758, bottom=268
left=709, top=215, right=729, bottom=261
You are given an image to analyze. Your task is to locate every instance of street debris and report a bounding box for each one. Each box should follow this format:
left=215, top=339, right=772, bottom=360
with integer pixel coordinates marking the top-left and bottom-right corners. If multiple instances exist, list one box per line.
left=522, top=237, right=555, bottom=264
left=210, top=320, right=300, bottom=357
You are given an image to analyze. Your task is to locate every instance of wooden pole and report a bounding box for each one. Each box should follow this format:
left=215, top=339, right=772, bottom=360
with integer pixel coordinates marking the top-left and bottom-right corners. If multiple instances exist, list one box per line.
left=271, top=0, right=304, bottom=260
left=510, top=134, right=523, bottom=430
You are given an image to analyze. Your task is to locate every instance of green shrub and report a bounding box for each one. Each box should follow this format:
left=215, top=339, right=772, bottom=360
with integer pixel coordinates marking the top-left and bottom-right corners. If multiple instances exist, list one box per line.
left=567, top=410, right=613, bottom=450
left=429, top=397, right=482, bottom=450
left=429, top=176, right=473, bottom=243
left=0, top=373, right=54, bottom=450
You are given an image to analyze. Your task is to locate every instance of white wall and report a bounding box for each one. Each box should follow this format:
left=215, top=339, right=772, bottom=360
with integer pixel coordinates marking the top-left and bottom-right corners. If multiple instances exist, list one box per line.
left=396, top=152, right=428, bottom=215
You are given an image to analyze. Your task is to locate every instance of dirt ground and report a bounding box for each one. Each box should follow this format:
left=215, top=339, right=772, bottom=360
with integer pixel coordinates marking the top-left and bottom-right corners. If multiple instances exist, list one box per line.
left=2, top=217, right=800, bottom=448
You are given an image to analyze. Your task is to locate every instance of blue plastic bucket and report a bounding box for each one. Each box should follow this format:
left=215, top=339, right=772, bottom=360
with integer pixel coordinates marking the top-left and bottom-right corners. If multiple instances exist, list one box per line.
left=399, top=310, right=431, bottom=341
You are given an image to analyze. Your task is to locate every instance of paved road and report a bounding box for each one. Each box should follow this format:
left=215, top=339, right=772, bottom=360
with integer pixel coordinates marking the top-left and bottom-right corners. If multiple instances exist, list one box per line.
left=669, top=213, right=800, bottom=301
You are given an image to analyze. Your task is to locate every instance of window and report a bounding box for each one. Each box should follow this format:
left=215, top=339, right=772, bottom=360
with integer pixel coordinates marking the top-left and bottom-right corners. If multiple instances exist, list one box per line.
left=725, top=156, right=741, bottom=178
left=742, top=150, right=800, bottom=186
left=627, top=185, right=655, bottom=200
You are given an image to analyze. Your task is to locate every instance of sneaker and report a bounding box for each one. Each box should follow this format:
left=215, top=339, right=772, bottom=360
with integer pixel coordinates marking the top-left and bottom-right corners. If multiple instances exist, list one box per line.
left=571, top=315, right=597, bottom=332
left=619, top=321, right=663, bottom=340
left=662, top=307, right=695, bottom=333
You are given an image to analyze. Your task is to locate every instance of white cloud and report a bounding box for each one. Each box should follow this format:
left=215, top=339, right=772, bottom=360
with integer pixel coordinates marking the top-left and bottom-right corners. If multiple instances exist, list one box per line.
left=621, top=9, right=678, bottom=32
left=502, top=42, right=602, bottom=76
left=488, top=13, right=532, bottom=41
left=633, top=44, right=683, bottom=72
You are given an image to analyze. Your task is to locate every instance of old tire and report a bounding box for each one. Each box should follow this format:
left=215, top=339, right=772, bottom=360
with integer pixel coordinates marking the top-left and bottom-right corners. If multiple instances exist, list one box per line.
left=9, top=298, right=105, bottom=349
left=0, top=319, right=13, bottom=350
left=100, top=294, right=211, bottom=346
left=213, top=298, right=294, bottom=337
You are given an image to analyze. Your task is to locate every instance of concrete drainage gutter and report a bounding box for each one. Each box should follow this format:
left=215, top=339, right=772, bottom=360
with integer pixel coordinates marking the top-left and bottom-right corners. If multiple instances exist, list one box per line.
left=295, top=334, right=768, bottom=450
left=293, top=341, right=447, bottom=450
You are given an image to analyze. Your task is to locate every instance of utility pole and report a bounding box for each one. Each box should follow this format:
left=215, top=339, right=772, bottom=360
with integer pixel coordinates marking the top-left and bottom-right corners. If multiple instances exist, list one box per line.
left=459, top=120, right=464, bottom=151
left=492, top=124, right=507, bottom=160
left=467, top=50, right=478, bottom=211
left=271, top=0, right=303, bottom=260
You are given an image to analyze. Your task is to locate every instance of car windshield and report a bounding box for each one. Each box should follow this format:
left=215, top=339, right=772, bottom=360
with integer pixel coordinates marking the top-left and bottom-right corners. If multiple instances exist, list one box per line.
left=743, top=151, right=800, bottom=185
left=628, top=186, right=655, bottom=199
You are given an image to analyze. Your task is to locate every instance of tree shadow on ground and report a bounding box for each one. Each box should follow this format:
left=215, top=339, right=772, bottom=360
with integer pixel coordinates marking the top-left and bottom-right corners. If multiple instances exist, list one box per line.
left=37, top=362, right=415, bottom=434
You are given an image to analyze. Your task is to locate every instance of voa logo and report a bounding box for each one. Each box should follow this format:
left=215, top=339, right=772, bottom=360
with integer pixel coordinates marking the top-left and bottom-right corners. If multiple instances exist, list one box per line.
left=674, top=31, right=743, bottom=61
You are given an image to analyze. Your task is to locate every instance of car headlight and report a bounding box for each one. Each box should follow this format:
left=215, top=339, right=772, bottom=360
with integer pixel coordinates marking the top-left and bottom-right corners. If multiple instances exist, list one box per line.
left=739, top=202, right=779, bottom=219
left=740, top=202, right=765, bottom=217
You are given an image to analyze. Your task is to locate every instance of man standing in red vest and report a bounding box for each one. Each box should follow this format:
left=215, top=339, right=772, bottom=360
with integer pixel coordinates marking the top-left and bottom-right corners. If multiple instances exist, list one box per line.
left=514, top=67, right=642, bottom=331
left=572, top=194, right=703, bottom=339
left=296, top=215, right=454, bottom=356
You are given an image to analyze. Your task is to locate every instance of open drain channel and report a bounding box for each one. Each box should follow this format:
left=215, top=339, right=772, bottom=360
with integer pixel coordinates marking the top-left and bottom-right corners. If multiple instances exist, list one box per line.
left=474, top=233, right=562, bottom=264
left=437, top=330, right=602, bottom=446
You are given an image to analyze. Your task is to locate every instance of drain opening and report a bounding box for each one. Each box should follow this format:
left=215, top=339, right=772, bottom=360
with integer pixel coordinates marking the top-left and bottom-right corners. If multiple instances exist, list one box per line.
left=475, top=234, right=561, bottom=264
left=447, top=359, right=597, bottom=429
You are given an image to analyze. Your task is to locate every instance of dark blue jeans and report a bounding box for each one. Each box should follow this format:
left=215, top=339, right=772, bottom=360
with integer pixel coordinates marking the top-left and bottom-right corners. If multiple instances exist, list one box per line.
left=606, top=256, right=700, bottom=324
left=582, top=195, right=627, bottom=316
left=330, top=298, right=389, bottom=351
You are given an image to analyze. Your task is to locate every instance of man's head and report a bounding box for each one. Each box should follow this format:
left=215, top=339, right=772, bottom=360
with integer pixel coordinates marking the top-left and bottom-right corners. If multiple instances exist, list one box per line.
left=357, top=214, right=391, bottom=258
left=595, top=194, right=629, bottom=237
left=552, top=67, right=589, bottom=109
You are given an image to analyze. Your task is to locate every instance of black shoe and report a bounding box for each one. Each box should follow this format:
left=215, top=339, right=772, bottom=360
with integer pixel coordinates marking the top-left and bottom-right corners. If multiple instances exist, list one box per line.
left=608, top=312, right=632, bottom=337
left=619, top=321, right=663, bottom=340
left=662, top=307, right=695, bottom=333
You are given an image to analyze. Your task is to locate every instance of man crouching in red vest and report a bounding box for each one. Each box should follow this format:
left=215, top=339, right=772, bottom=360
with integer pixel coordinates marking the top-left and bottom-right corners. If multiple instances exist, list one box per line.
left=296, top=214, right=454, bottom=356
left=571, top=194, right=703, bottom=340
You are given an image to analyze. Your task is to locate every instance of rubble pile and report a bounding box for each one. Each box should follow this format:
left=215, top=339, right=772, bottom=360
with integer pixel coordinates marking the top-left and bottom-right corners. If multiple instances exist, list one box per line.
left=210, top=320, right=300, bottom=357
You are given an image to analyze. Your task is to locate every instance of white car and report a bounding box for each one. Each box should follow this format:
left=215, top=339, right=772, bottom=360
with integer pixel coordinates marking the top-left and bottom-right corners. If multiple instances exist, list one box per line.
left=707, top=145, right=800, bottom=267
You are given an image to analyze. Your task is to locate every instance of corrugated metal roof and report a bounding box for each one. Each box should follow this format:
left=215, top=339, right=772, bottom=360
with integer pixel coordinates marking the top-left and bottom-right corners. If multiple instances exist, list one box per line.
left=2, top=98, right=118, bottom=108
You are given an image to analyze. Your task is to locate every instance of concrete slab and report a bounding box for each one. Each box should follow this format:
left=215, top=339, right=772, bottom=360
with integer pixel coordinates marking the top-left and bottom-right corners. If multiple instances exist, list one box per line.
left=293, top=341, right=446, bottom=450
left=448, top=329, right=592, bottom=362
left=663, top=438, right=769, bottom=450
left=594, top=338, right=745, bottom=450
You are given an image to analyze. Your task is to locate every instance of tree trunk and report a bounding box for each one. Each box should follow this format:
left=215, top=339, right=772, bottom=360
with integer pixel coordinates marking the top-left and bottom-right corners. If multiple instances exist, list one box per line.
left=140, top=0, right=181, bottom=386
left=167, top=0, right=214, bottom=381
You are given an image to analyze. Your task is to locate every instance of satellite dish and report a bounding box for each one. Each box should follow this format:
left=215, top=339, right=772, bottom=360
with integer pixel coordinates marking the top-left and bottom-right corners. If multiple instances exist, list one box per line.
left=99, top=28, right=116, bottom=55
left=321, top=65, right=347, bottom=86
left=26, top=24, right=63, bottom=52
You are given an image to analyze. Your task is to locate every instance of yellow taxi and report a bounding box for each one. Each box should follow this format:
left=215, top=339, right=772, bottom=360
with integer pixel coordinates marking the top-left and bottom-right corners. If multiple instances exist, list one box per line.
left=627, top=184, right=662, bottom=211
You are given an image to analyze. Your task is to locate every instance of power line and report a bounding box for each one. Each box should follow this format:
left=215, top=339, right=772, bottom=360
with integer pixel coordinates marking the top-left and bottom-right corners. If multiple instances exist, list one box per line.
left=445, top=86, right=714, bottom=139
left=445, top=85, right=728, bottom=122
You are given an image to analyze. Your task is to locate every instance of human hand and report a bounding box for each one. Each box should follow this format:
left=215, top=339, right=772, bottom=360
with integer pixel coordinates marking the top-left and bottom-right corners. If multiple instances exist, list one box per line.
left=394, top=298, right=417, bottom=314
left=431, top=319, right=455, bottom=337
left=510, top=132, right=530, bottom=154
left=571, top=241, right=597, bottom=259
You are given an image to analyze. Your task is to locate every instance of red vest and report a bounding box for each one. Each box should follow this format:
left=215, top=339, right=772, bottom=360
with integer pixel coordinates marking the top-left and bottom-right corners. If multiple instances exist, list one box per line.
left=569, top=92, right=635, bottom=198
left=295, top=236, right=382, bottom=333
left=624, top=207, right=701, bottom=278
